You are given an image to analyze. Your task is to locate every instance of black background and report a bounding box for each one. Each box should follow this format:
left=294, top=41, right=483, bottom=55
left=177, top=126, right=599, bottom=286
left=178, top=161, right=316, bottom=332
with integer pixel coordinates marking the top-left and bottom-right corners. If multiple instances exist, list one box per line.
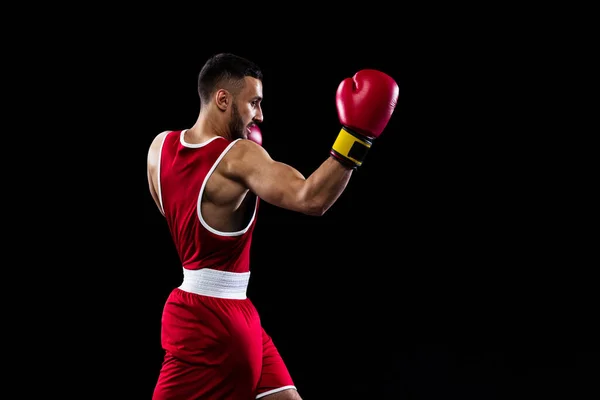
left=45, top=10, right=596, bottom=399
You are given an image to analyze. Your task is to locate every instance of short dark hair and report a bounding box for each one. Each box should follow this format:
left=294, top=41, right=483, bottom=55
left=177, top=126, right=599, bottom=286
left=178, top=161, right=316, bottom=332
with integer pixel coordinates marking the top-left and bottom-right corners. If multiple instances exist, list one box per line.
left=197, top=53, right=263, bottom=105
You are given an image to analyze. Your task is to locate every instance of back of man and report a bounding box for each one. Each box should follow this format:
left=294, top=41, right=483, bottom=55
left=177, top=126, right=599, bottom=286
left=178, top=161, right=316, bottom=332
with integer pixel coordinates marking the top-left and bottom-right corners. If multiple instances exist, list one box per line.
left=148, top=128, right=298, bottom=399
left=152, top=130, right=257, bottom=272
left=147, top=52, right=398, bottom=399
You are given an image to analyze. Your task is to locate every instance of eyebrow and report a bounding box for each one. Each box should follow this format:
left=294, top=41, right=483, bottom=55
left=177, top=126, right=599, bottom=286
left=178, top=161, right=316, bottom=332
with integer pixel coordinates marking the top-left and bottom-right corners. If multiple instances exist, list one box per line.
left=251, top=95, right=262, bottom=102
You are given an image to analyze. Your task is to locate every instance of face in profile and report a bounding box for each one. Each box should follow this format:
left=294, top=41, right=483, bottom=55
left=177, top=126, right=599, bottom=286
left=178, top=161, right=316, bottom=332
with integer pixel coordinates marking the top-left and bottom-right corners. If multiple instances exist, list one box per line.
left=227, top=77, right=263, bottom=141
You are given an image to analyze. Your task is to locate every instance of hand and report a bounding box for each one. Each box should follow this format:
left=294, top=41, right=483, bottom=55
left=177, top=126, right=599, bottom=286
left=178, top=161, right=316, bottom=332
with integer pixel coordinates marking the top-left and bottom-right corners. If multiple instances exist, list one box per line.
left=248, top=124, right=263, bottom=146
left=330, top=69, right=399, bottom=168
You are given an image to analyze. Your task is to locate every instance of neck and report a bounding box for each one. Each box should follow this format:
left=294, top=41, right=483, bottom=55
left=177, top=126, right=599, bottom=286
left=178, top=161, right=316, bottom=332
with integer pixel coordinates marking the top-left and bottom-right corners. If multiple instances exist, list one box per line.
left=188, top=108, right=232, bottom=141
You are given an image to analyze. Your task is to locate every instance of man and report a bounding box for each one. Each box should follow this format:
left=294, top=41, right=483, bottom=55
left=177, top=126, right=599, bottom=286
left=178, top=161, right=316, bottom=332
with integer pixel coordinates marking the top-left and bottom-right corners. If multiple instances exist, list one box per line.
left=147, top=52, right=398, bottom=399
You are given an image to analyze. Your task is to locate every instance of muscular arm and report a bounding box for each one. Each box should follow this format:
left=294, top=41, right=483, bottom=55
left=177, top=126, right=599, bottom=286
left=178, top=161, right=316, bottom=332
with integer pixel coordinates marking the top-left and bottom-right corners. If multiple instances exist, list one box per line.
left=225, top=140, right=353, bottom=216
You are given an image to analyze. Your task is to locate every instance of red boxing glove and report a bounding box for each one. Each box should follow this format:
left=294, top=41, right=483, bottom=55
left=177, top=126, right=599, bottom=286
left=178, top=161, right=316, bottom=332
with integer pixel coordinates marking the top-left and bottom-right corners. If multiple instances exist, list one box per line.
left=331, top=69, right=399, bottom=169
left=248, top=124, right=263, bottom=146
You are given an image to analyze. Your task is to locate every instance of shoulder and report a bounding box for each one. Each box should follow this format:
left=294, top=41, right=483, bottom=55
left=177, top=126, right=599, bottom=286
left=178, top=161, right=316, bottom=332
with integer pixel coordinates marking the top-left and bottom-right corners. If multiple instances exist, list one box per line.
left=147, top=130, right=173, bottom=166
left=227, top=138, right=269, bottom=161
left=150, top=130, right=172, bottom=148
left=148, top=130, right=176, bottom=154
left=220, top=138, right=271, bottom=174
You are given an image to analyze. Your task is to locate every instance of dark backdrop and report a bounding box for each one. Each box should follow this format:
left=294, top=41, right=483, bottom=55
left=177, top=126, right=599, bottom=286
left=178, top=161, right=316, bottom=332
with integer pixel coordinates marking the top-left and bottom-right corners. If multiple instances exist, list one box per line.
left=72, top=16, right=597, bottom=400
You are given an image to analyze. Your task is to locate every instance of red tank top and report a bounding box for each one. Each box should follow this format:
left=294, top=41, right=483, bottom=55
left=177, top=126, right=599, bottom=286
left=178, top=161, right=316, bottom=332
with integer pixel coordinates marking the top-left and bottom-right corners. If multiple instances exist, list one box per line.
left=158, top=130, right=259, bottom=273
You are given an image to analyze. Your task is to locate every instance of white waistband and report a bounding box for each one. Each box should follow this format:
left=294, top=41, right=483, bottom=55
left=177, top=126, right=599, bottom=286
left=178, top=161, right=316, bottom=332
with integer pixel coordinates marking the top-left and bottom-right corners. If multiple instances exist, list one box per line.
left=179, top=268, right=250, bottom=300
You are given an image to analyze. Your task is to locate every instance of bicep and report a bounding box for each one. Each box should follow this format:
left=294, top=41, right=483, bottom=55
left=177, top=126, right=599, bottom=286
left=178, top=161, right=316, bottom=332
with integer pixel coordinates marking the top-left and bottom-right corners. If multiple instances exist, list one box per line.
left=229, top=142, right=309, bottom=212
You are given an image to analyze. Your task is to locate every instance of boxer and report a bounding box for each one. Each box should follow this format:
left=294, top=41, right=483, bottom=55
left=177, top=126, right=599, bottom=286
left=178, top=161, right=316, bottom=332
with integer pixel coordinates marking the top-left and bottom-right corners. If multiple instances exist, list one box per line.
left=147, top=53, right=399, bottom=399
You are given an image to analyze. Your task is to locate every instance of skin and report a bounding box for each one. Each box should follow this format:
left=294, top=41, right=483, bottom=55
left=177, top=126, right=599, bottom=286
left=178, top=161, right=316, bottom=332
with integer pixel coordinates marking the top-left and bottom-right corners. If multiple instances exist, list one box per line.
left=147, top=76, right=353, bottom=399
left=148, top=76, right=353, bottom=232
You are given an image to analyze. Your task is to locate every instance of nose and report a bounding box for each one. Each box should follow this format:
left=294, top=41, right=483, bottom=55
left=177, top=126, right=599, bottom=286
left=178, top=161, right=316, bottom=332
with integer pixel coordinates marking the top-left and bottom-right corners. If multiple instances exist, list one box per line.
left=254, top=106, right=264, bottom=124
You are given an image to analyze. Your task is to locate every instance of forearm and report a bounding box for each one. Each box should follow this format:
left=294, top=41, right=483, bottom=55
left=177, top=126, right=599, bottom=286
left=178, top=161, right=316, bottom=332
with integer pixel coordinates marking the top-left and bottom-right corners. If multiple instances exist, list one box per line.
left=299, top=156, right=353, bottom=216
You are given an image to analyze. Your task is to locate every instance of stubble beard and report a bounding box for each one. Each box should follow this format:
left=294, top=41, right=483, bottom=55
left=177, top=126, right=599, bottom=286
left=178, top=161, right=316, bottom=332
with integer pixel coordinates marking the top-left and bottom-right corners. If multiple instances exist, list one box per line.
left=229, top=102, right=246, bottom=140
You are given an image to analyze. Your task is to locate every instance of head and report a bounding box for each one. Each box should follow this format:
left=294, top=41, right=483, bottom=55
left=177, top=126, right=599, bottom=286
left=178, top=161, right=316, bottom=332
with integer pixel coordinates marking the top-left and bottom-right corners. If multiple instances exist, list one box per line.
left=197, top=53, right=264, bottom=140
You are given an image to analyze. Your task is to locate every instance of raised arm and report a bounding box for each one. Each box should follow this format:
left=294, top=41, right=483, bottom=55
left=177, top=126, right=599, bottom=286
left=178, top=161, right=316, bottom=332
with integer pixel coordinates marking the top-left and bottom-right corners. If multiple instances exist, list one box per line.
left=226, top=139, right=352, bottom=216
left=225, top=69, right=399, bottom=216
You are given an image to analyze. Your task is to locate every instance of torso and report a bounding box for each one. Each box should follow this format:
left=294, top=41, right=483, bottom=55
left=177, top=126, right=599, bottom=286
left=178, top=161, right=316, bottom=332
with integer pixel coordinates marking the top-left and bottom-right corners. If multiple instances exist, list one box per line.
left=147, top=129, right=258, bottom=272
left=148, top=130, right=255, bottom=233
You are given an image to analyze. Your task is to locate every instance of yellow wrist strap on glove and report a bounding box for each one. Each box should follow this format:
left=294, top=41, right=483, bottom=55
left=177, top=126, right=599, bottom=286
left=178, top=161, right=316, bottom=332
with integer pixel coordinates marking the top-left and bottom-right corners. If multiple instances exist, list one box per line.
left=330, top=127, right=373, bottom=168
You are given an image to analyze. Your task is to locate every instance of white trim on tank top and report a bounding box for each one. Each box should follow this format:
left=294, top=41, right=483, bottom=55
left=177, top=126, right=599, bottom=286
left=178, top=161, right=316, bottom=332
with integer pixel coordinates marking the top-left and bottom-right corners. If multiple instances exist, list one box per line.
left=179, top=129, right=223, bottom=148
left=156, top=132, right=168, bottom=216
left=196, top=137, right=258, bottom=237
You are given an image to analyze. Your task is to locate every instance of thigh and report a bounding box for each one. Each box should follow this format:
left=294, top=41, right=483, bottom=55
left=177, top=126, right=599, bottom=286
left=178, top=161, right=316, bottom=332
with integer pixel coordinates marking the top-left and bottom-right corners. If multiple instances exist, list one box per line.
left=155, top=289, right=264, bottom=399
left=255, top=328, right=299, bottom=399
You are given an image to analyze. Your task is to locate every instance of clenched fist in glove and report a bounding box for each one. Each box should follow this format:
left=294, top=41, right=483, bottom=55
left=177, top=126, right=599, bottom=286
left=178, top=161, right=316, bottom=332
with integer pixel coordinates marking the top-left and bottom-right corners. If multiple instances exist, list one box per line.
left=330, top=69, right=399, bottom=169
left=248, top=124, right=263, bottom=146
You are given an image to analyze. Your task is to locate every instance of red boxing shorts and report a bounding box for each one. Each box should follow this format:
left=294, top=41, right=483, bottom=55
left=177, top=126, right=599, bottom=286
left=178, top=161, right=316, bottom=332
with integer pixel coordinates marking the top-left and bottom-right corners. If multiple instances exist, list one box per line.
left=152, top=268, right=296, bottom=400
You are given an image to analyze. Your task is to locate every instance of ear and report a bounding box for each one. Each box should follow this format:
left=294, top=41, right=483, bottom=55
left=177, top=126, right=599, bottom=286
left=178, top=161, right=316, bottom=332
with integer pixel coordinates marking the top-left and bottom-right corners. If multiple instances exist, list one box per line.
left=215, top=89, right=229, bottom=111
